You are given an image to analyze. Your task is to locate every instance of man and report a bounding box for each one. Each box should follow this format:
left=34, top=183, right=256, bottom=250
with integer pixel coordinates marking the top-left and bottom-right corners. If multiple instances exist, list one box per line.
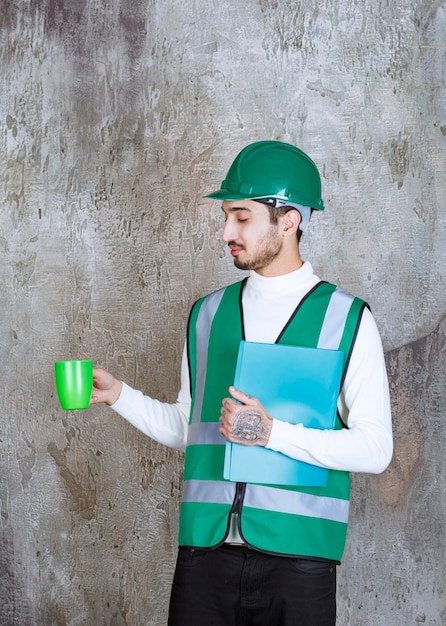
left=91, top=140, right=393, bottom=625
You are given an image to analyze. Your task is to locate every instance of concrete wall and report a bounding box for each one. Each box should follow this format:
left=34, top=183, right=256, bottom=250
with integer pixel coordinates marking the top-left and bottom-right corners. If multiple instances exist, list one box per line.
left=1, top=0, right=445, bottom=624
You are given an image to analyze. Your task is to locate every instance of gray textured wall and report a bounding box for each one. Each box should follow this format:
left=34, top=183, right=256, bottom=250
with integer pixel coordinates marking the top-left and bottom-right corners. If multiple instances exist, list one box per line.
left=1, top=0, right=445, bottom=624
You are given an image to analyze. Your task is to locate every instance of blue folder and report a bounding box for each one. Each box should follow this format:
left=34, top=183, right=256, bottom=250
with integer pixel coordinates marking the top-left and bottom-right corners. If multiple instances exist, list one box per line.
left=223, top=341, right=344, bottom=487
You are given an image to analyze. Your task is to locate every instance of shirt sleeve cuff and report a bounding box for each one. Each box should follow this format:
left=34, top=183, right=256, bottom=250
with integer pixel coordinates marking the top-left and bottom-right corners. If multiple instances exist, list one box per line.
left=266, top=419, right=304, bottom=453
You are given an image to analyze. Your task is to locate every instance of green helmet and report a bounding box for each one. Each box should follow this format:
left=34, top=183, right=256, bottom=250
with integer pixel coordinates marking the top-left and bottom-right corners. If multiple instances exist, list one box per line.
left=204, top=140, right=324, bottom=210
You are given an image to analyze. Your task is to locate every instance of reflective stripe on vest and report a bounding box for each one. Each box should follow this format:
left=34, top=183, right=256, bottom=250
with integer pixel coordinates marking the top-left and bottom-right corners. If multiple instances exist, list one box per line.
left=183, top=479, right=349, bottom=524
left=190, top=287, right=226, bottom=426
left=317, top=287, right=359, bottom=349
left=180, top=280, right=367, bottom=560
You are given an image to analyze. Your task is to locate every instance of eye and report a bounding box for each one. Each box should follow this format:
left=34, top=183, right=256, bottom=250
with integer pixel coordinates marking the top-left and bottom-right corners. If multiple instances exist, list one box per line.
left=235, top=212, right=249, bottom=222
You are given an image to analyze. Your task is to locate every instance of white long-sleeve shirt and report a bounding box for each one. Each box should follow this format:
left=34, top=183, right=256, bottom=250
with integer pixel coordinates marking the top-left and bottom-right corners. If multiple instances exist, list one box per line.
left=112, top=262, right=393, bottom=474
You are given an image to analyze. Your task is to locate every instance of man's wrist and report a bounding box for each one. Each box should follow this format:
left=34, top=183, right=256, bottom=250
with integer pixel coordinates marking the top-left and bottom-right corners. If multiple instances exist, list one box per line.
left=107, top=380, right=123, bottom=406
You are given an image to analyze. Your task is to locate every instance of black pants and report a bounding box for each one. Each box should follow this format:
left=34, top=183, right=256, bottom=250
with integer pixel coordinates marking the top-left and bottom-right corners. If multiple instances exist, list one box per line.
left=168, top=544, right=337, bottom=626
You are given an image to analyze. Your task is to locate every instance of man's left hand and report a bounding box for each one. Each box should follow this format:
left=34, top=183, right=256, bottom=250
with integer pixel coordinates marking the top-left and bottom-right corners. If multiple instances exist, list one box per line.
left=219, top=386, right=273, bottom=446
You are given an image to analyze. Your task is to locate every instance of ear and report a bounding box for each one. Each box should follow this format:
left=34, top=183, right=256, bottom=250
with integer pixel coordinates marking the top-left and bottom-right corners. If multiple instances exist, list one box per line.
left=280, top=209, right=301, bottom=237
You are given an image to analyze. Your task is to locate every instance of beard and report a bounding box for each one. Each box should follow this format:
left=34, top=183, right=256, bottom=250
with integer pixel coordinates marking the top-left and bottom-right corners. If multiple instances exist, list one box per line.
left=231, top=225, right=282, bottom=271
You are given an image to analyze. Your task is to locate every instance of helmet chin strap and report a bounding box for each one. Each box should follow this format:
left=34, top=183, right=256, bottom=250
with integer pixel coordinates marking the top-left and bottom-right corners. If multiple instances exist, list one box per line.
left=254, top=198, right=311, bottom=231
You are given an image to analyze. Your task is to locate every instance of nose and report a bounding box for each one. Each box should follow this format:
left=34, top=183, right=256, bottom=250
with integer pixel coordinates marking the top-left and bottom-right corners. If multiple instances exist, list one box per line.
left=222, top=217, right=237, bottom=243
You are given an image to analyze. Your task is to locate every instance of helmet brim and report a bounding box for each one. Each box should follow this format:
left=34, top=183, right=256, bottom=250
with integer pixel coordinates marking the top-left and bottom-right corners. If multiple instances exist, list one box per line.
left=204, top=188, right=324, bottom=210
left=203, top=188, right=249, bottom=201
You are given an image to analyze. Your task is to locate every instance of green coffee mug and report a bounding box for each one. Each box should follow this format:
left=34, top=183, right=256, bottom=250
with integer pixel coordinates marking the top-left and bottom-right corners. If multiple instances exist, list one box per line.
left=54, top=360, right=93, bottom=410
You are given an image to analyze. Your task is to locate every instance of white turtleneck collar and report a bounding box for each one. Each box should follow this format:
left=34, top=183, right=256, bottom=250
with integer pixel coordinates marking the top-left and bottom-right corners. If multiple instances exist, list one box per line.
left=242, top=262, right=321, bottom=343
left=246, top=261, right=319, bottom=296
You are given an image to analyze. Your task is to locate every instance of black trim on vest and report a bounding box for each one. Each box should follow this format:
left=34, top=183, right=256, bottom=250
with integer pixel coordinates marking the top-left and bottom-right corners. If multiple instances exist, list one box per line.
left=275, top=281, right=326, bottom=344
left=186, top=300, right=198, bottom=398
left=337, top=301, right=370, bottom=429
left=239, top=278, right=248, bottom=341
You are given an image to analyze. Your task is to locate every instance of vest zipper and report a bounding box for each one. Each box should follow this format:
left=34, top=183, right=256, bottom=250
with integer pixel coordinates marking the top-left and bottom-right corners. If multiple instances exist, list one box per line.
left=231, top=482, right=246, bottom=513
left=230, top=482, right=247, bottom=539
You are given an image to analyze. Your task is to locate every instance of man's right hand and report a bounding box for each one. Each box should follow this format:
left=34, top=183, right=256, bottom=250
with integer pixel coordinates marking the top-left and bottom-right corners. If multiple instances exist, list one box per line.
left=91, top=367, right=123, bottom=406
